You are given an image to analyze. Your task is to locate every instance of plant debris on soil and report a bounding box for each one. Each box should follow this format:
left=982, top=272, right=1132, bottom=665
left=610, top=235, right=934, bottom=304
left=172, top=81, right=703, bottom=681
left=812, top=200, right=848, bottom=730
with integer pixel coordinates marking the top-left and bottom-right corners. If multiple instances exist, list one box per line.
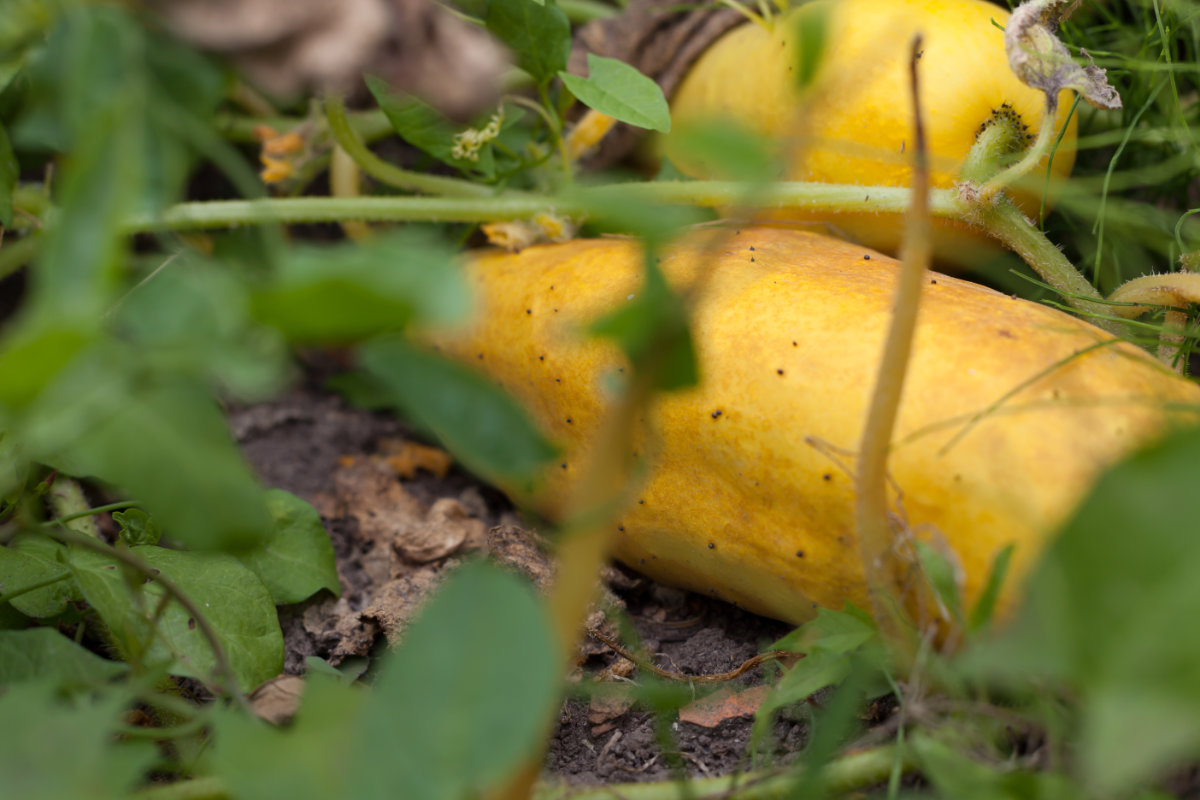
left=229, top=366, right=824, bottom=786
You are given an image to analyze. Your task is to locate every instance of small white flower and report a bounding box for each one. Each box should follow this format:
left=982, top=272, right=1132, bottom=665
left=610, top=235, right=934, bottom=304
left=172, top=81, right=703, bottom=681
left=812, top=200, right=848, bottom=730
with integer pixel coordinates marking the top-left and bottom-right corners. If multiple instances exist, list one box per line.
left=451, top=106, right=504, bottom=162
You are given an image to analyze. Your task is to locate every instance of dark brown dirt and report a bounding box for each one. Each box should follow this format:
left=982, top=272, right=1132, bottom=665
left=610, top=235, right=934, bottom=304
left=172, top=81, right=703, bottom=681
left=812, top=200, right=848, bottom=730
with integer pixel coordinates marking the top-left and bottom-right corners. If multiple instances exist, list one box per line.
left=229, top=369, right=813, bottom=785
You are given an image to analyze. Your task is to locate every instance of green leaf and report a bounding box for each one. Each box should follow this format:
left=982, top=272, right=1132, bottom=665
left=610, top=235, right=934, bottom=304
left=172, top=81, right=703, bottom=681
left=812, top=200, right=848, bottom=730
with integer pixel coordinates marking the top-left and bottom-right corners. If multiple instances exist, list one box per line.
left=350, top=560, right=559, bottom=800
left=0, top=535, right=77, bottom=618
left=589, top=257, right=698, bottom=392
left=773, top=605, right=879, bottom=656
left=0, top=122, right=14, bottom=227
left=792, top=3, right=830, bottom=91
left=251, top=231, right=471, bottom=344
left=914, top=539, right=964, bottom=626
left=968, top=543, right=1013, bottom=633
left=0, top=682, right=156, bottom=800
left=237, top=490, right=340, bottom=605
left=0, top=323, right=95, bottom=414
left=114, top=253, right=289, bottom=400
left=25, top=365, right=271, bottom=551
left=485, top=0, right=571, bottom=86
left=365, top=75, right=498, bottom=178
left=357, top=338, right=557, bottom=489
left=666, top=119, right=776, bottom=182
left=559, top=54, right=670, bottom=133
left=210, top=671, right=365, bottom=800
left=112, top=508, right=161, bottom=547
left=71, top=546, right=283, bottom=693
left=0, top=628, right=127, bottom=687
left=971, top=426, right=1200, bottom=794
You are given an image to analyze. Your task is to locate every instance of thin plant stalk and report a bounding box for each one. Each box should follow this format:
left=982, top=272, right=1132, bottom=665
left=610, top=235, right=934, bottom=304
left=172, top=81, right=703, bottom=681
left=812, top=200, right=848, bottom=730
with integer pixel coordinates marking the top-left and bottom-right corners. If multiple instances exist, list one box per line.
left=855, top=37, right=933, bottom=654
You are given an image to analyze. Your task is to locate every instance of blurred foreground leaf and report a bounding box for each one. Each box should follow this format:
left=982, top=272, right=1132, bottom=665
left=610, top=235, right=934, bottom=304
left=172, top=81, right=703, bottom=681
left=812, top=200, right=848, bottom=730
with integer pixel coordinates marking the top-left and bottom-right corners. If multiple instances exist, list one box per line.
left=0, top=682, right=154, bottom=800
left=251, top=231, right=470, bottom=344
left=212, top=560, right=559, bottom=800
left=485, top=0, right=570, bottom=87
left=968, top=425, right=1200, bottom=794
left=0, top=628, right=127, bottom=688
left=357, top=337, right=557, bottom=489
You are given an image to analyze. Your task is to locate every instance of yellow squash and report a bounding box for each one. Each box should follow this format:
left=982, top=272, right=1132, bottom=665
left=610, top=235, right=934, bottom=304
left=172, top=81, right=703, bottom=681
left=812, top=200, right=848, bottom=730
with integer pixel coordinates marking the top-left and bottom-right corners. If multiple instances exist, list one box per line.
left=426, top=228, right=1199, bottom=624
left=664, top=0, right=1078, bottom=261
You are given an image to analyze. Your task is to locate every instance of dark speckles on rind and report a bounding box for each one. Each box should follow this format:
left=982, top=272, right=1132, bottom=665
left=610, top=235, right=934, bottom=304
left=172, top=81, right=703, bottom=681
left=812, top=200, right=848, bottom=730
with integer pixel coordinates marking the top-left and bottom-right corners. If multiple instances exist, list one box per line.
left=707, top=542, right=715, bottom=550
left=477, top=353, right=484, bottom=359
left=863, top=254, right=870, bottom=260
left=796, top=550, right=805, bottom=558
left=711, top=409, right=722, bottom=419
left=776, top=369, right=785, bottom=376
left=823, top=473, right=832, bottom=481
left=617, top=525, right=624, bottom=532
left=566, top=417, right=573, bottom=424
left=539, top=355, right=545, bottom=361
left=560, top=463, right=568, bottom=470
left=525, top=309, right=532, bottom=315
left=930, top=279, right=938, bottom=285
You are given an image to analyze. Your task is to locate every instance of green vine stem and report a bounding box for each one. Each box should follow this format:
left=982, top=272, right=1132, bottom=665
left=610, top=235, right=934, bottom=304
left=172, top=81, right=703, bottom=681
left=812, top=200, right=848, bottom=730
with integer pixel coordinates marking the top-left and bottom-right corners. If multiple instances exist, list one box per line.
left=977, top=94, right=1061, bottom=203
left=323, top=96, right=501, bottom=198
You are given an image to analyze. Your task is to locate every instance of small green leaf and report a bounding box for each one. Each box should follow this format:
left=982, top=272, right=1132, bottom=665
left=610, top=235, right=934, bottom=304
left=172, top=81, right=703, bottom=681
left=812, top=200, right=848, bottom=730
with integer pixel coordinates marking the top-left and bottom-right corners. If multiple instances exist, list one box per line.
left=773, top=605, right=878, bottom=656
left=913, top=539, right=964, bottom=626
left=0, top=535, right=77, bottom=618
left=485, top=0, right=571, bottom=86
left=559, top=54, right=670, bottom=133
left=350, top=560, right=559, bottom=800
left=71, top=546, right=283, bottom=693
left=357, top=338, right=557, bottom=489
left=0, top=628, right=127, bottom=687
left=0, top=323, right=95, bottom=414
left=237, top=490, right=340, bottom=605
left=251, top=231, right=470, bottom=344
left=112, top=508, right=161, bottom=547
left=0, top=122, right=14, bottom=227
left=968, top=543, right=1013, bottom=633
left=365, top=76, right=498, bottom=177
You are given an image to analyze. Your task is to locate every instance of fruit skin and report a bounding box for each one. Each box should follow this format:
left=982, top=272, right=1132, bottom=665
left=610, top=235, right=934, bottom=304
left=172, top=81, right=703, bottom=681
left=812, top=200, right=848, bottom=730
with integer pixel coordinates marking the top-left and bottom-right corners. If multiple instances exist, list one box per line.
left=425, top=228, right=1199, bottom=625
left=664, top=0, right=1078, bottom=261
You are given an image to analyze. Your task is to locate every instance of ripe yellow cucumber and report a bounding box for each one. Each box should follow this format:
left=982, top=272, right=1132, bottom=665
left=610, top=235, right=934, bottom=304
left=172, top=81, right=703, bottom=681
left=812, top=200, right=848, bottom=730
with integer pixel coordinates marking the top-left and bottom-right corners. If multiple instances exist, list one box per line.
left=665, top=0, right=1078, bottom=261
left=426, top=228, right=1199, bottom=624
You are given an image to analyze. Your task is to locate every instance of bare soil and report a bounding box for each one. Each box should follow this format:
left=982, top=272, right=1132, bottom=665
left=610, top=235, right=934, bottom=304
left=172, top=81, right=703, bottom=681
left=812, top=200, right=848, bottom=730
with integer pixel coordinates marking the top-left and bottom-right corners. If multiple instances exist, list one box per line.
left=229, top=364, right=820, bottom=786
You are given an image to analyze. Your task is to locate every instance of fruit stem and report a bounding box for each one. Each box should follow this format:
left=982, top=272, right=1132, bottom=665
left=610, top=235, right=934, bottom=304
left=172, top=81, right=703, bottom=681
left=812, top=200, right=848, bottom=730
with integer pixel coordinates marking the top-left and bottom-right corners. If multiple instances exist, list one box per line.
left=975, top=195, right=1116, bottom=330
left=976, top=94, right=1061, bottom=204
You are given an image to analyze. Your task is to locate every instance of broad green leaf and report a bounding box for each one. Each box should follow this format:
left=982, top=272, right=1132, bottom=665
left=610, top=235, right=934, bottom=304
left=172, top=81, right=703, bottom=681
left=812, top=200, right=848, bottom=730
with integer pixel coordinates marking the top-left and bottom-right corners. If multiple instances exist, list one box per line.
left=112, top=508, right=161, bottom=547
left=210, top=671, right=365, bottom=800
left=26, top=364, right=271, bottom=551
left=237, top=490, right=340, bottom=605
left=560, top=54, right=670, bottom=133
left=350, top=560, right=559, bottom=800
left=357, top=338, right=557, bottom=489
left=0, top=535, right=77, bottom=618
left=365, top=75, right=498, bottom=178
left=485, top=0, right=570, bottom=86
left=71, top=546, right=283, bottom=693
left=589, top=257, right=698, bottom=392
left=970, top=426, right=1200, bottom=794
left=0, top=122, right=14, bottom=227
left=0, top=628, right=127, bottom=687
left=251, top=231, right=471, bottom=344
left=0, top=682, right=155, bottom=800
